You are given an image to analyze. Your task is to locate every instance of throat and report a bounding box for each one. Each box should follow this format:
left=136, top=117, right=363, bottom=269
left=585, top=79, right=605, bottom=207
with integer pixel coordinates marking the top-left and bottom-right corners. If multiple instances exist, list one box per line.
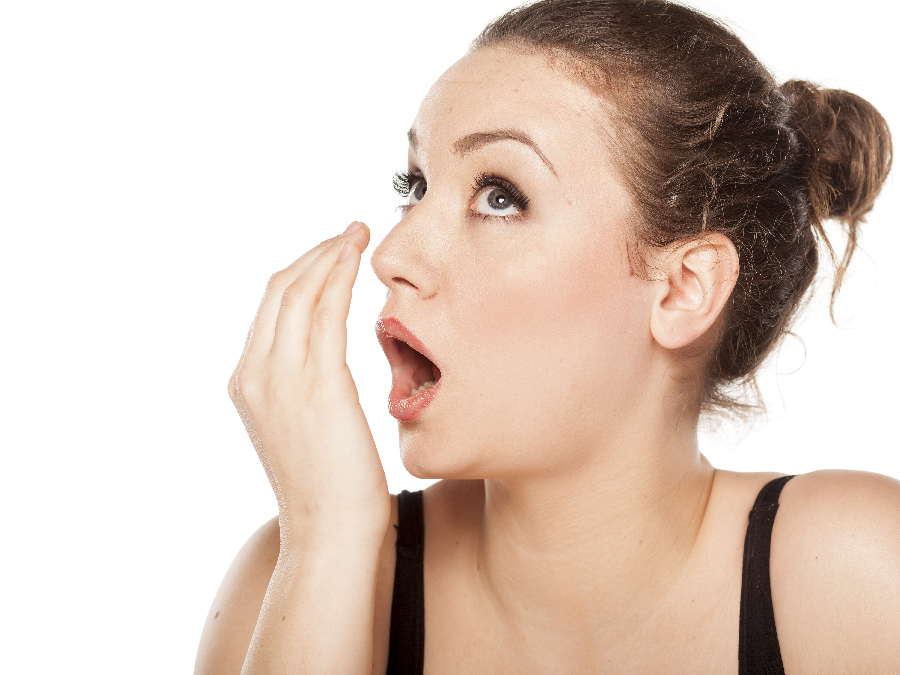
left=473, top=461, right=716, bottom=637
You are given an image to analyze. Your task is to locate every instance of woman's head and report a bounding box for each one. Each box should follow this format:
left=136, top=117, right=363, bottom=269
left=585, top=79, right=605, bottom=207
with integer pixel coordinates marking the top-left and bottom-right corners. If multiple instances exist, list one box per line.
left=372, top=0, right=891, bottom=479
left=473, top=0, right=893, bottom=413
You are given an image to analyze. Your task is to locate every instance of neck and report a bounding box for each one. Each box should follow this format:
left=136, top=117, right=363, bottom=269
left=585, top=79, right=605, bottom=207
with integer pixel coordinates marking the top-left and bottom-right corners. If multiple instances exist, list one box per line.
left=474, top=415, right=715, bottom=638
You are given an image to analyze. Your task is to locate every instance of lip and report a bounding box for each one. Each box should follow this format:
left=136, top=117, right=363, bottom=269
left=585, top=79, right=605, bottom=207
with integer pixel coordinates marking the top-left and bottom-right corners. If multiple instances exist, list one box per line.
left=375, top=317, right=442, bottom=422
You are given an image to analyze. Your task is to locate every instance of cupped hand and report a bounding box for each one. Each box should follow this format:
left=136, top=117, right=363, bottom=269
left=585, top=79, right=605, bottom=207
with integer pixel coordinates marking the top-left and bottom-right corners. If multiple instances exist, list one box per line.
left=228, top=223, right=390, bottom=546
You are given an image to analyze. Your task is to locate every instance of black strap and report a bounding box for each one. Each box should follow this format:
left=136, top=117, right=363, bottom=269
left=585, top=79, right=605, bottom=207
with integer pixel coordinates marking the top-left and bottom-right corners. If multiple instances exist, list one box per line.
left=738, top=475, right=795, bottom=675
left=386, top=490, right=425, bottom=675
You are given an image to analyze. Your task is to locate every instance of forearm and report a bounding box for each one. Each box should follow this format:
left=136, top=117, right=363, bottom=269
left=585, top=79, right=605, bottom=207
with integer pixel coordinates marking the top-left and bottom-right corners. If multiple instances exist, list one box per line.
left=241, top=530, right=385, bottom=675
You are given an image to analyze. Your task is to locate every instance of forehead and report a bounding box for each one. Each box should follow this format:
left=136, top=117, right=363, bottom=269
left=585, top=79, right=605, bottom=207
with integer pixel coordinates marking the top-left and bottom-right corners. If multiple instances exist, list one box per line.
left=411, top=47, right=611, bottom=170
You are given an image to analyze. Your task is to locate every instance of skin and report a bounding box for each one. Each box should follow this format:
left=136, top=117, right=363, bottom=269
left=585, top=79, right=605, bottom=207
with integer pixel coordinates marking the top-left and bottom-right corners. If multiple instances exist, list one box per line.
left=194, top=47, right=900, bottom=674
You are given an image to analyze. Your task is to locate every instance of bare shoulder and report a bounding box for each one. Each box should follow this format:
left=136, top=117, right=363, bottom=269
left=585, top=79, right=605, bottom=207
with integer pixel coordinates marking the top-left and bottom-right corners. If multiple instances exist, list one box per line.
left=194, top=496, right=400, bottom=675
left=194, top=516, right=281, bottom=675
left=771, top=470, right=900, bottom=674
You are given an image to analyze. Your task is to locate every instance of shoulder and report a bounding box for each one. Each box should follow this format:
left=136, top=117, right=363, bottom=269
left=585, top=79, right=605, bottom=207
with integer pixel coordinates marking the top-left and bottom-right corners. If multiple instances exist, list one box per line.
left=194, top=516, right=281, bottom=675
left=771, top=470, right=900, bottom=674
left=774, top=470, right=900, bottom=564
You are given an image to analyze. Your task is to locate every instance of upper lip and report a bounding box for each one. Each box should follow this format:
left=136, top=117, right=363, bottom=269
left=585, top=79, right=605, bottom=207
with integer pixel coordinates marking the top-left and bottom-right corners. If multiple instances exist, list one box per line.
left=375, top=317, right=439, bottom=368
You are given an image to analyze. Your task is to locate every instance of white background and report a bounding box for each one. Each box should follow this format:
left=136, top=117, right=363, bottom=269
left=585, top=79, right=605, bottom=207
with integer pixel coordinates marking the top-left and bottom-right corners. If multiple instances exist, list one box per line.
left=1, top=0, right=897, bottom=672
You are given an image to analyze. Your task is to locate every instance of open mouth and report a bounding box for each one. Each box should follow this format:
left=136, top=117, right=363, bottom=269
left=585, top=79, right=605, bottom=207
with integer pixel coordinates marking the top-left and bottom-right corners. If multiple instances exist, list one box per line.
left=375, top=317, right=443, bottom=420
left=391, top=337, right=442, bottom=396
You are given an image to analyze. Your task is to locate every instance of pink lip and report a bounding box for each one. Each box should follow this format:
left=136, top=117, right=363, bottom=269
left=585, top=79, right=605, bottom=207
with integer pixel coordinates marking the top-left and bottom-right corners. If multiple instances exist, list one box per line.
left=375, top=317, right=442, bottom=422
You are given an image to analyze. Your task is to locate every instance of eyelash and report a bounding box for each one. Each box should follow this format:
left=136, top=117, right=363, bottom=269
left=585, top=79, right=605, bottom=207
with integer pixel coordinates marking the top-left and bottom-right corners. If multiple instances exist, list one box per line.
left=391, top=170, right=531, bottom=216
left=471, top=172, right=530, bottom=212
left=392, top=170, right=422, bottom=198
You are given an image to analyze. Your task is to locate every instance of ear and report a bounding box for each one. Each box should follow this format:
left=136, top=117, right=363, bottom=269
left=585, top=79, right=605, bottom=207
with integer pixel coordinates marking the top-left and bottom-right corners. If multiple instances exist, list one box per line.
left=648, top=233, right=739, bottom=350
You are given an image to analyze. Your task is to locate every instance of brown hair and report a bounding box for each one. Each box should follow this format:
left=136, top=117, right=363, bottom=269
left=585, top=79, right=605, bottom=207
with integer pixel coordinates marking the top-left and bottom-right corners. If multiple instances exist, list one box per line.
left=474, top=0, right=893, bottom=413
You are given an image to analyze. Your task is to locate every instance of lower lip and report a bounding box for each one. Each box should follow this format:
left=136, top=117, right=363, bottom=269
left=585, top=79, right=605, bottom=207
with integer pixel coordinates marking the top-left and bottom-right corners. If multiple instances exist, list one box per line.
left=388, top=379, right=442, bottom=421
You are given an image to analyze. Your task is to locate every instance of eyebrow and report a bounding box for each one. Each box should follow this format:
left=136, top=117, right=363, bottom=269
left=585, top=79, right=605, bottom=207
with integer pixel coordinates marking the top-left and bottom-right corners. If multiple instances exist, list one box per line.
left=406, top=127, right=558, bottom=178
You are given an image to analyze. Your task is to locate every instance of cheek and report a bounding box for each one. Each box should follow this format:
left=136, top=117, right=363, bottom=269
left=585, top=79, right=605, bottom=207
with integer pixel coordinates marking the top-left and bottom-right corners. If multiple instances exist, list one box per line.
left=398, top=228, right=653, bottom=478
left=458, top=232, right=650, bottom=420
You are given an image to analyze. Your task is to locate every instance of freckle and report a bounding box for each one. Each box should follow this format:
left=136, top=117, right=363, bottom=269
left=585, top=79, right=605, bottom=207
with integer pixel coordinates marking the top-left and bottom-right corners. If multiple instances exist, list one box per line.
left=282, top=616, right=286, bottom=621
left=214, top=611, right=220, bottom=619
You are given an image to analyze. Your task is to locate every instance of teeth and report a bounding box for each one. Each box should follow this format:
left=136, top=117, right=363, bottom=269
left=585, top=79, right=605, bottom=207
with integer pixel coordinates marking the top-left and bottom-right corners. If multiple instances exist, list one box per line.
left=410, top=380, right=436, bottom=396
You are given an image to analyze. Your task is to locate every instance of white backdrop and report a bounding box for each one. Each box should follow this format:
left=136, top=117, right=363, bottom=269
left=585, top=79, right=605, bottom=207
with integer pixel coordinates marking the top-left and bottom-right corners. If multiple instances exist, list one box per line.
left=1, top=0, right=897, bottom=672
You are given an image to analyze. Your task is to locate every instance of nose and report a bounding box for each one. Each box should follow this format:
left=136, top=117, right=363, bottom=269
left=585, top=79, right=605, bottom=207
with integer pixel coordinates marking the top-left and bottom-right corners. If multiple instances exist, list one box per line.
left=371, top=213, right=440, bottom=300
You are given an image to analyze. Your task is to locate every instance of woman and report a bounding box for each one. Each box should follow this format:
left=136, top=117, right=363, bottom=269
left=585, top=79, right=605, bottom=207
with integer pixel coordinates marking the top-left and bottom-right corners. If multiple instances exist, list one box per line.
left=195, top=0, right=897, bottom=672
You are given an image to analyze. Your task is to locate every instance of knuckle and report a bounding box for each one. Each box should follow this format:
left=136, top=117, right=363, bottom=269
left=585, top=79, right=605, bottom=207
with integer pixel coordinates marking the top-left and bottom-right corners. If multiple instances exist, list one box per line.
left=312, top=305, right=338, bottom=329
left=264, top=377, right=291, bottom=403
left=267, top=269, right=291, bottom=292
left=281, top=283, right=310, bottom=308
left=301, top=371, right=327, bottom=399
left=231, top=367, right=262, bottom=402
left=305, top=368, right=345, bottom=401
left=281, top=282, right=310, bottom=307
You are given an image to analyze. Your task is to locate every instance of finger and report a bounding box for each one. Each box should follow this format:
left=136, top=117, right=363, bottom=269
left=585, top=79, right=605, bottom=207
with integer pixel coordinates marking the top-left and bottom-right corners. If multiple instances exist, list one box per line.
left=307, top=235, right=367, bottom=372
left=269, top=224, right=369, bottom=367
left=243, top=234, right=342, bottom=364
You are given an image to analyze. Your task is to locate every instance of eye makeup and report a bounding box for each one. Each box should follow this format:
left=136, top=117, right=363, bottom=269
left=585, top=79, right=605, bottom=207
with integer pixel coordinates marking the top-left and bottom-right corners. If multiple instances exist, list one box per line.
left=392, top=169, right=531, bottom=219
left=392, top=169, right=423, bottom=199
left=470, top=172, right=530, bottom=211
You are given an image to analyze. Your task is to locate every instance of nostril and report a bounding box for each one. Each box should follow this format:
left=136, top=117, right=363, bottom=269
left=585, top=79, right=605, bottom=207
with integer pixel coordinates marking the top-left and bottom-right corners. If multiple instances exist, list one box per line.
left=393, top=277, right=418, bottom=289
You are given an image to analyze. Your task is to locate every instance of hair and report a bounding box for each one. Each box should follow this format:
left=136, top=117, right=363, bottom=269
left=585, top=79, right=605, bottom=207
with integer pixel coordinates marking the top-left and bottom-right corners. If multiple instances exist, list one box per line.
left=474, top=0, right=893, bottom=414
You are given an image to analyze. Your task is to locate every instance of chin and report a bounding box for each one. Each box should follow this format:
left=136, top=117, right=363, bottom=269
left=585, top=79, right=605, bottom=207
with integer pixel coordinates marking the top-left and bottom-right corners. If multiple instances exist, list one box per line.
left=399, top=418, right=550, bottom=482
left=398, top=426, right=490, bottom=480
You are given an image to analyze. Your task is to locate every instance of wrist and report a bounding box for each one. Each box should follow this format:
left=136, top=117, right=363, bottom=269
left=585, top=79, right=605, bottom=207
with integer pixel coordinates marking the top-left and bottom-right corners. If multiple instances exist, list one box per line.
left=277, top=505, right=390, bottom=555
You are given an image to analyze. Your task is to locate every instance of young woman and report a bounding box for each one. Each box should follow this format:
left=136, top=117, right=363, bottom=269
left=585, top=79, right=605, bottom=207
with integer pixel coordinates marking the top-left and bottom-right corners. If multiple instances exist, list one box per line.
left=195, top=1, right=897, bottom=672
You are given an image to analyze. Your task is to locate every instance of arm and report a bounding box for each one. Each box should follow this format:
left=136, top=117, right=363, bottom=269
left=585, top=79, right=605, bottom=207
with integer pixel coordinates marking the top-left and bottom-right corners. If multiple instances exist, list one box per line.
left=195, top=517, right=398, bottom=675
left=242, top=528, right=385, bottom=674
left=198, top=223, right=392, bottom=674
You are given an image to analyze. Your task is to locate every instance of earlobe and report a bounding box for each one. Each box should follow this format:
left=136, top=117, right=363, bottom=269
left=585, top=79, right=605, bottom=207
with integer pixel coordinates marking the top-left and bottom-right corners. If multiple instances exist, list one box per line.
left=649, top=234, right=739, bottom=350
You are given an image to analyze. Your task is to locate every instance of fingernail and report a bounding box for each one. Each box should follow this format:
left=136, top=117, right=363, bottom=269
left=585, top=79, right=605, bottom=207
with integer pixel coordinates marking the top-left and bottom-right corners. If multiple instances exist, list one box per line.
left=342, top=221, right=363, bottom=236
left=338, top=240, right=354, bottom=262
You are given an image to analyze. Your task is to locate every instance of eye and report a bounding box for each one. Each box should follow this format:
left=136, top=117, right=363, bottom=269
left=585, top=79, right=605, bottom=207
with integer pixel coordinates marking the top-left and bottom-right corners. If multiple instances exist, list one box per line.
left=409, top=179, right=427, bottom=205
left=470, top=173, right=529, bottom=218
left=392, top=170, right=427, bottom=207
left=473, top=187, right=520, bottom=215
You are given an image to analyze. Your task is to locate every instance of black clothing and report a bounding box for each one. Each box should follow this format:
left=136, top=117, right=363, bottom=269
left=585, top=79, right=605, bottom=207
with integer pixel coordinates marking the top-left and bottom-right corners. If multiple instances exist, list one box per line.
left=387, top=489, right=425, bottom=675
left=387, top=475, right=795, bottom=674
left=738, top=474, right=795, bottom=674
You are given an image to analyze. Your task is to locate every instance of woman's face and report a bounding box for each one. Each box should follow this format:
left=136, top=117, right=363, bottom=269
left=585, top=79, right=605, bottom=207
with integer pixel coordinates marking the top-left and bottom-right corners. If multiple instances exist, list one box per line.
left=372, top=47, right=661, bottom=480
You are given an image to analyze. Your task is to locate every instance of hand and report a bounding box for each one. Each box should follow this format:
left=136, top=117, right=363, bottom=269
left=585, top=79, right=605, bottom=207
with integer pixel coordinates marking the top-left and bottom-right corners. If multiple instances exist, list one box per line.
left=228, top=222, right=390, bottom=546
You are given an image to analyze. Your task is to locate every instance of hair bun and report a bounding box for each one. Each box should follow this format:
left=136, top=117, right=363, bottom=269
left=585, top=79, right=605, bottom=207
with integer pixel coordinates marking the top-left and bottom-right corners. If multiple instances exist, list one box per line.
left=781, top=79, right=892, bottom=227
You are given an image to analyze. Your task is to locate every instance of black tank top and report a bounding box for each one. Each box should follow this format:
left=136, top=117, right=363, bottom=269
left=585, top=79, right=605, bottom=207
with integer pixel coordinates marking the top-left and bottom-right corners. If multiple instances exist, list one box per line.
left=387, top=475, right=795, bottom=674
